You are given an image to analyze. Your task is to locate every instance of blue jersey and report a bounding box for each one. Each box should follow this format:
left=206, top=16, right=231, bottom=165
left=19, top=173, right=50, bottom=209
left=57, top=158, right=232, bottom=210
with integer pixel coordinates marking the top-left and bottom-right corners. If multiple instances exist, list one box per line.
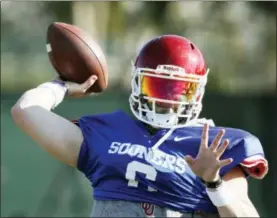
left=76, top=110, right=267, bottom=213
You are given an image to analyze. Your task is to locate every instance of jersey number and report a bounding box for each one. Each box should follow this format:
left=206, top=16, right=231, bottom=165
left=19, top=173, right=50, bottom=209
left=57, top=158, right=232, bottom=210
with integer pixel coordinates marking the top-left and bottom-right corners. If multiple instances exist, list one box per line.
left=125, top=161, right=157, bottom=192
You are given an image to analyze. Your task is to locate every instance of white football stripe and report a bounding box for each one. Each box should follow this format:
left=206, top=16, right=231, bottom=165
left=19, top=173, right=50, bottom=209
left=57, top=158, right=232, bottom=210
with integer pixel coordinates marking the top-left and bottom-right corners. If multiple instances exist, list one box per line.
left=46, top=43, right=52, bottom=52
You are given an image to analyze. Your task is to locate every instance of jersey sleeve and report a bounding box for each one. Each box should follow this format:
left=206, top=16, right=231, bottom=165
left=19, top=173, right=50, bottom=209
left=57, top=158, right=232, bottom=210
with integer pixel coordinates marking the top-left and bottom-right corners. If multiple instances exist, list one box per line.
left=71, top=110, right=125, bottom=178
left=72, top=116, right=99, bottom=177
left=72, top=113, right=114, bottom=177
left=219, top=135, right=268, bottom=179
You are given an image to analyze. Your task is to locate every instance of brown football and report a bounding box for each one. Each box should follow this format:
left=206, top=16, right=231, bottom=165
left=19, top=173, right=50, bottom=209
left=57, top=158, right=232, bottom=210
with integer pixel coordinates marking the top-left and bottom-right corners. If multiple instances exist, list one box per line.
left=46, top=22, right=108, bottom=93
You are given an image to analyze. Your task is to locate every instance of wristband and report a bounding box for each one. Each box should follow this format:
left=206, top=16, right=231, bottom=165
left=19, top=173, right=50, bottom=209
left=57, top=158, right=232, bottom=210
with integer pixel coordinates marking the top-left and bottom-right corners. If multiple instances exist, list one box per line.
left=200, top=177, right=223, bottom=189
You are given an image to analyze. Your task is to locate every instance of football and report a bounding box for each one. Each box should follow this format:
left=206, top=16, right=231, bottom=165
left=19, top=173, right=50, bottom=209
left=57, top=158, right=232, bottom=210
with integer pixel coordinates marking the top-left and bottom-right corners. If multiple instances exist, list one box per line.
left=46, top=22, right=108, bottom=93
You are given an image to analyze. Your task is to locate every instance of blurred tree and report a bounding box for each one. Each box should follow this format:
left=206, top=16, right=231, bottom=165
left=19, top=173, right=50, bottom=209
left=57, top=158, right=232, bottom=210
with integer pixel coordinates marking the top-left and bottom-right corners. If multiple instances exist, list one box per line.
left=252, top=1, right=277, bottom=14
left=44, top=1, right=72, bottom=23
left=106, top=2, right=126, bottom=53
left=145, top=2, right=168, bottom=33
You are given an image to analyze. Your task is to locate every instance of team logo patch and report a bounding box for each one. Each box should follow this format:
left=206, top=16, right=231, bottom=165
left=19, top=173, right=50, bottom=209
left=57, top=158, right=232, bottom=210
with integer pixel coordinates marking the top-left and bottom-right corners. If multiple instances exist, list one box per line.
left=141, top=202, right=155, bottom=217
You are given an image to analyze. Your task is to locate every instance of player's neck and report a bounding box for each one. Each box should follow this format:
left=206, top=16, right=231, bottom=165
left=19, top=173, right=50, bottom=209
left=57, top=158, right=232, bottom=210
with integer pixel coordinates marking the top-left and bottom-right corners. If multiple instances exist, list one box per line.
left=143, top=123, right=160, bottom=135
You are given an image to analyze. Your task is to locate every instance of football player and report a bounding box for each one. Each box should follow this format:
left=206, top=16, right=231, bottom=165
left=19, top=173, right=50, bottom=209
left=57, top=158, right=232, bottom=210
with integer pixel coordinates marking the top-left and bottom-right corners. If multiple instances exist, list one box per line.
left=11, top=35, right=268, bottom=217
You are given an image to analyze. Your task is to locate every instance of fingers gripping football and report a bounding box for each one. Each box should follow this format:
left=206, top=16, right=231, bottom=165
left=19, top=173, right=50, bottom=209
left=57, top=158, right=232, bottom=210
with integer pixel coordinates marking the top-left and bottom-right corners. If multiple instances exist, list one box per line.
left=56, top=75, right=98, bottom=98
left=185, top=124, right=233, bottom=182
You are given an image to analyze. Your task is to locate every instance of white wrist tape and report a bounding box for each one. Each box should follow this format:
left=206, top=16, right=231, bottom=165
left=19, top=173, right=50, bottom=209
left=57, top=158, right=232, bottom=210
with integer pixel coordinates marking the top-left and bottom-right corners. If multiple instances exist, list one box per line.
left=37, top=81, right=67, bottom=109
left=206, top=181, right=233, bottom=207
left=19, top=82, right=67, bottom=111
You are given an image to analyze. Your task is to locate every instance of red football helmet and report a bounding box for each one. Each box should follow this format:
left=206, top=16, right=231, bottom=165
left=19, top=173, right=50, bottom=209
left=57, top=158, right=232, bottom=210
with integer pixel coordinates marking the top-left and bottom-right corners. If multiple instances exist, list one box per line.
left=129, top=35, right=209, bottom=128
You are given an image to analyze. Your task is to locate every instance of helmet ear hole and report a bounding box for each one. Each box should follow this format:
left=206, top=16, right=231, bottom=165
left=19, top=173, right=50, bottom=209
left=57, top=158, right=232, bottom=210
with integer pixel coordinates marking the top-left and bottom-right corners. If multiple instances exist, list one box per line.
left=190, top=43, right=195, bottom=50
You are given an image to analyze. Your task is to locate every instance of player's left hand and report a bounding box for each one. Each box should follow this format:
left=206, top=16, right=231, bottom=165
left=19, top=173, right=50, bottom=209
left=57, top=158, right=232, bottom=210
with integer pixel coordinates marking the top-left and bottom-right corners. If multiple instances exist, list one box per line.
left=185, top=123, right=233, bottom=182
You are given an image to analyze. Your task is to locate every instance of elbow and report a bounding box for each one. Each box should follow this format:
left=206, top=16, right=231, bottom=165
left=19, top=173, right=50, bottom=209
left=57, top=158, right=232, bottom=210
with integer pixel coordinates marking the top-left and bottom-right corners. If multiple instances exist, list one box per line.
left=11, top=103, right=25, bottom=125
left=11, top=90, right=33, bottom=124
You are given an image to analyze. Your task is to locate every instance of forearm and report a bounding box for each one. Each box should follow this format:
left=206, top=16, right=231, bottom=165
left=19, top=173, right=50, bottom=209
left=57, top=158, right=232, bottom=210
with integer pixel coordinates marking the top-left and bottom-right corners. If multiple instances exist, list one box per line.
left=217, top=198, right=259, bottom=217
left=205, top=176, right=259, bottom=218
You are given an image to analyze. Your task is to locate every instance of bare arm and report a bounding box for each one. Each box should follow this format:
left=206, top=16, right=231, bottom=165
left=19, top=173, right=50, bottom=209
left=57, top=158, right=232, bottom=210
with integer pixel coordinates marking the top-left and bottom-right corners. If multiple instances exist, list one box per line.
left=11, top=76, right=97, bottom=167
left=217, top=166, right=259, bottom=217
left=11, top=100, right=83, bottom=167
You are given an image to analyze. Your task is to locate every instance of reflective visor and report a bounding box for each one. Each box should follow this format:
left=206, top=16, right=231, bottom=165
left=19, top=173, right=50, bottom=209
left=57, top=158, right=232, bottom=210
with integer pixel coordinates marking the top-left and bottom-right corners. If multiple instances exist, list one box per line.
left=140, top=71, right=200, bottom=108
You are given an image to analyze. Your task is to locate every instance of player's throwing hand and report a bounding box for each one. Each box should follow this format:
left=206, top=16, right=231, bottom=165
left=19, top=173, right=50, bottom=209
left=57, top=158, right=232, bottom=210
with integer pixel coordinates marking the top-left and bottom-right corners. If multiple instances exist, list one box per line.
left=55, top=75, right=98, bottom=98
left=185, top=123, right=233, bottom=182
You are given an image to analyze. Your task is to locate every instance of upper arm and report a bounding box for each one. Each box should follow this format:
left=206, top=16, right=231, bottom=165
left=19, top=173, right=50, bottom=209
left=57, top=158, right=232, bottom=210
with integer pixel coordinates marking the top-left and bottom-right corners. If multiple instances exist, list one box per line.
left=11, top=101, right=83, bottom=167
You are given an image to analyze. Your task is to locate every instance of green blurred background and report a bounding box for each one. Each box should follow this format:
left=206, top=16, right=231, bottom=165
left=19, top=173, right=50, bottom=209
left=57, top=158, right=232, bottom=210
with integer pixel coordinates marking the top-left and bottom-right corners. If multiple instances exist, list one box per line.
left=1, top=1, right=276, bottom=217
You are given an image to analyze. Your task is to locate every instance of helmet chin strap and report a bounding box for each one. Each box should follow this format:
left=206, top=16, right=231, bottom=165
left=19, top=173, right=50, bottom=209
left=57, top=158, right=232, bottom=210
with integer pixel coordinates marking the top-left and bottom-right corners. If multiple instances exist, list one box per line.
left=151, top=127, right=176, bottom=150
